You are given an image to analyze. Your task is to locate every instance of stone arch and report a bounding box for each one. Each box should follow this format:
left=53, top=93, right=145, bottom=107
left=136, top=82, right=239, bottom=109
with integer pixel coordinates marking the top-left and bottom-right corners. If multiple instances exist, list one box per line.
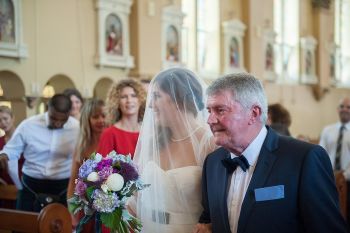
left=0, top=70, right=26, bottom=125
left=45, top=74, right=76, bottom=95
left=93, top=77, right=113, bottom=101
left=37, top=74, right=76, bottom=114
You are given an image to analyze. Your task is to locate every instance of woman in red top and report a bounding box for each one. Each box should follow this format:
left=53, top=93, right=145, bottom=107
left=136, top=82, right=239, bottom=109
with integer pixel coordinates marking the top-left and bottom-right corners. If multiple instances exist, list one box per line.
left=97, top=79, right=146, bottom=158
left=98, top=79, right=145, bottom=233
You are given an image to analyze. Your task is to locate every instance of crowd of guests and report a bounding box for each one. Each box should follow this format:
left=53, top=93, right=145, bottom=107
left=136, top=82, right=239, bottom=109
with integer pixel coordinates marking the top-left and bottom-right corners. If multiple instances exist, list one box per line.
left=0, top=68, right=349, bottom=233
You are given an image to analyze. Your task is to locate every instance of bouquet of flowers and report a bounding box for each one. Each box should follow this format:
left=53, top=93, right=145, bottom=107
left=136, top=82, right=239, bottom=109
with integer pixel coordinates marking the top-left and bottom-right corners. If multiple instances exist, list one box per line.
left=68, top=151, right=148, bottom=233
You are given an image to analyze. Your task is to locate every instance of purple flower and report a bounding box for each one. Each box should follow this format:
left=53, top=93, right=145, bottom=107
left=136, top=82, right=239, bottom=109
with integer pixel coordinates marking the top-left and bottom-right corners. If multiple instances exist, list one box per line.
left=117, top=161, right=139, bottom=182
left=79, top=159, right=97, bottom=178
left=98, top=166, right=113, bottom=180
left=92, top=189, right=119, bottom=213
left=74, top=179, right=87, bottom=196
left=96, top=159, right=113, bottom=171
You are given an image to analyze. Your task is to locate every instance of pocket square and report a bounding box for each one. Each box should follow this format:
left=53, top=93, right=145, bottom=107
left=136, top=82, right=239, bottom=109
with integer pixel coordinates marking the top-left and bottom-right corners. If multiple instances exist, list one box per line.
left=254, top=185, right=284, bottom=202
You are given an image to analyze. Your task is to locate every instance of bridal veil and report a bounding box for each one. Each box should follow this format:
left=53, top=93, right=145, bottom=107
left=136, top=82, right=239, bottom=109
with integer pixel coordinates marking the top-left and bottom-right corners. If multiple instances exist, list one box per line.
left=132, top=67, right=215, bottom=233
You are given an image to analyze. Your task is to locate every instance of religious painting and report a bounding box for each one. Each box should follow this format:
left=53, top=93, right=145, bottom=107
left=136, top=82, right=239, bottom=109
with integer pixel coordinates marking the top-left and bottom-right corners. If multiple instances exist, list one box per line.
left=229, top=37, right=239, bottom=68
left=161, top=5, right=184, bottom=68
left=105, top=14, right=123, bottom=55
left=328, top=44, right=341, bottom=85
left=222, top=19, right=246, bottom=73
left=300, top=36, right=317, bottom=84
left=0, top=0, right=15, bottom=43
left=95, top=0, right=134, bottom=68
left=265, top=43, right=274, bottom=71
left=305, top=50, right=312, bottom=75
left=330, top=52, right=335, bottom=79
left=166, top=25, right=179, bottom=62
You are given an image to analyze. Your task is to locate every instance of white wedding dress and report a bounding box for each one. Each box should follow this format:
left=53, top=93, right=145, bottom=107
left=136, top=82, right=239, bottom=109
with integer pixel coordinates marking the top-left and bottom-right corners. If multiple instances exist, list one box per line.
left=140, top=161, right=203, bottom=233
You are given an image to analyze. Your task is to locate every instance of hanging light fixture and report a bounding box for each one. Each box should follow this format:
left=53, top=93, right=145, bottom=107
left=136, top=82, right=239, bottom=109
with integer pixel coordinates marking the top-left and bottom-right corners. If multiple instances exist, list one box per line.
left=42, top=84, right=55, bottom=98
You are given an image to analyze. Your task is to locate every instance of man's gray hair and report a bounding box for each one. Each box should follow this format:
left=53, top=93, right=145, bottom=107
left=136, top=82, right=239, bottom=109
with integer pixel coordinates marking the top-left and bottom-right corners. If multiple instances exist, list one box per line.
left=207, top=72, right=268, bottom=124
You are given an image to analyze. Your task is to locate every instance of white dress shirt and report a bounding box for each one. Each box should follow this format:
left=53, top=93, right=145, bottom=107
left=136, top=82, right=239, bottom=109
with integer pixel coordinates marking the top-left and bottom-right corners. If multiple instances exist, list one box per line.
left=227, top=126, right=267, bottom=233
left=0, top=112, right=79, bottom=180
left=319, top=121, right=350, bottom=180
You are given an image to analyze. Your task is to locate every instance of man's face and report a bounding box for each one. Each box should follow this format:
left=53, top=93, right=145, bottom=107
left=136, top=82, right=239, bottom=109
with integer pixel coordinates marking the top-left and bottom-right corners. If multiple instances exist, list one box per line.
left=206, top=90, right=251, bottom=153
left=48, top=108, right=70, bottom=129
left=338, top=98, right=350, bottom=124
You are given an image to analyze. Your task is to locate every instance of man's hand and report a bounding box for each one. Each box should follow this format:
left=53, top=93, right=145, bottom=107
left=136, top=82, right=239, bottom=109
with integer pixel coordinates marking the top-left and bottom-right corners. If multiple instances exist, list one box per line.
left=193, top=223, right=212, bottom=233
left=0, top=154, right=9, bottom=172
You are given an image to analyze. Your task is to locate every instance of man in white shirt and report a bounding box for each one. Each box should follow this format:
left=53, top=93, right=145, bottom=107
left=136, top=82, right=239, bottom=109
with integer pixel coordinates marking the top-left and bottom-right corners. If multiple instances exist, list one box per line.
left=194, top=73, right=347, bottom=233
left=0, top=94, right=79, bottom=212
left=319, top=96, right=350, bottom=223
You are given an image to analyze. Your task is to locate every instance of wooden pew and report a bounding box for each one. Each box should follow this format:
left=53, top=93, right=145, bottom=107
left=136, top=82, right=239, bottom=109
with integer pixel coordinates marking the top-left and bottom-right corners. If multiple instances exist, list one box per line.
left=0, top=184, right=17, bottom=201
left=0, top=203, right=72, bottom=233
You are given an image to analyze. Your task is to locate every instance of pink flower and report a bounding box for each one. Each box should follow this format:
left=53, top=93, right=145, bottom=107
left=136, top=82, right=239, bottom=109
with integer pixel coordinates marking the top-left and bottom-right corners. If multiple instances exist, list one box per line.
left=75, top=179, right=87, bottom=196
left=98, top=166, right=113, bottom=180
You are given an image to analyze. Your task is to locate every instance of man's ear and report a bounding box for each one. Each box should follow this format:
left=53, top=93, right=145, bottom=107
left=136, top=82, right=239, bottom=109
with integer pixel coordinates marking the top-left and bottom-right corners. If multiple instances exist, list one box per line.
left=249, top=105, right=262, bottom=124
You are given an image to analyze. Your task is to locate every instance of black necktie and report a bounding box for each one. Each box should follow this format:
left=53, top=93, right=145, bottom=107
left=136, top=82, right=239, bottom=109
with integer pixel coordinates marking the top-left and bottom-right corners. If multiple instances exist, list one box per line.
left=222, top=155, right=250, bottom=174
left=335, top=125, right=346, bottom=170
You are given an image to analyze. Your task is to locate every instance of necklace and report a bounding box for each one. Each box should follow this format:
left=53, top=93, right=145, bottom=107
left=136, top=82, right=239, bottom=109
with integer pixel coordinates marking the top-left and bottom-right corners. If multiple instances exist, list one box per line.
left=170, top=126, right=202, bottom=142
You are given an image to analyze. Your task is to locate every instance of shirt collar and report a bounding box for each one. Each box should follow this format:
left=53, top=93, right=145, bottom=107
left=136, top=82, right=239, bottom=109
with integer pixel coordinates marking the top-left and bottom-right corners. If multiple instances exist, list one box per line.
left=230, top=126, right=268, bottom=168
left=339, top=122, right=350, bottom=130
left=44, top=112, right=50, bottom=127
left=44, top=112, right=73, bottom=129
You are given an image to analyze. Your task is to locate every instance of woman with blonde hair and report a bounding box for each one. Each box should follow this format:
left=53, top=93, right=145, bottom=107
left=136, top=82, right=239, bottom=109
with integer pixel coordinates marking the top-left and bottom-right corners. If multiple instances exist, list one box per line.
left=67, top=99, right=106, bottom=232
left=97, top=79, right=146, bottom=158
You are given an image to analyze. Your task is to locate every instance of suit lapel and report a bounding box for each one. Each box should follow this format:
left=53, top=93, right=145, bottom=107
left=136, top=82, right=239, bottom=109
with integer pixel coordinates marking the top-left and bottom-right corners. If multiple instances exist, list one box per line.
left=216, top=149, right=232, bottom=232
left=237, top=128, right=279, bottom=233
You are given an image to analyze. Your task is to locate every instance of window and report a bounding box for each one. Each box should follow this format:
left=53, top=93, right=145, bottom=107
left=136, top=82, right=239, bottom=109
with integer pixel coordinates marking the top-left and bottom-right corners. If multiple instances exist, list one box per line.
left=274, top=0, right=299, bottom=83
left=334, top=0, right=350, bottom=86
left=182, top=0, right=219, bottom=77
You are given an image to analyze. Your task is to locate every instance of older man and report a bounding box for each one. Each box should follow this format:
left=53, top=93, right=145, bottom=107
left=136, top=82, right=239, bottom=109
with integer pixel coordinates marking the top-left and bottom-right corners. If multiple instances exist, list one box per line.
left=194, top=73, right=347, bottom=233
left=0, top=94, right=79, bottom=212
left=320, top=96, right=350, bottom=224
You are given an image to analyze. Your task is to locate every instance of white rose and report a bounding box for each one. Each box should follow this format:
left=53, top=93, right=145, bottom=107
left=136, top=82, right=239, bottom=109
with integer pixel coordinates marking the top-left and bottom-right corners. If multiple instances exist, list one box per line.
left=87, top=172, right=99, bottom=182
left=101, top=183, right=109, bottom=193
left=106, top=173, right=124, bottom=191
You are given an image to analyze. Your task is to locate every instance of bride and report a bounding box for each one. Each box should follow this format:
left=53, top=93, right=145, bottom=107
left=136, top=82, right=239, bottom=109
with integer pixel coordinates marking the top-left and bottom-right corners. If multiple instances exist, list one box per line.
left=131, top=67, right=216, bottom=233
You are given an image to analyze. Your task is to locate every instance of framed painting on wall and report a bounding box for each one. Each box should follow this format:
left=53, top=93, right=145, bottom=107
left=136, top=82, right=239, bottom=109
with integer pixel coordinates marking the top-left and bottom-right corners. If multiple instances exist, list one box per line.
left=166, top=25, right=179, bottom=62
left=300, top=36, right=318, bottom=84
left=328, top=43, right=341, bottom=86
left=162, top=5, right=184, bottom=69
left=95, top=0, right=133, bottom=68
left=0, top=0, right=27, bottom=58
left=262, top=29, right=277, bottom=81
left=222, top=19, right=246, bottom=74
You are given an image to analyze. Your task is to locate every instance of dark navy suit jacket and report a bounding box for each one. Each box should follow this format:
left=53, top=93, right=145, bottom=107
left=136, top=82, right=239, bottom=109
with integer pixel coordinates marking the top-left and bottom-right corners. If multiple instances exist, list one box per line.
left=199, top=127, right=348, bottom=233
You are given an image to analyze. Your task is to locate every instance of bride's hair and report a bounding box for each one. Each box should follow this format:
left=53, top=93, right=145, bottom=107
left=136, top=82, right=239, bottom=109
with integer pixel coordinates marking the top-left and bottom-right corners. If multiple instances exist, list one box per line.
left=152, top=68, right=204, bottom=148
left=154, top=68, right=204, bottom=116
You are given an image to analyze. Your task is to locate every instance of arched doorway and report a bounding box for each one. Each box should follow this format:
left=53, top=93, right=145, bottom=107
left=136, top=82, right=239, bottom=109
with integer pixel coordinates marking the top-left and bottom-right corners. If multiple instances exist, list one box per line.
left=0, top=70, right=26, bottom=125
left=45, top=74, right=76, bottom=95
left=37, top=74, right=76, bottom=113
left=94, top=77, right=113, bottom=101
